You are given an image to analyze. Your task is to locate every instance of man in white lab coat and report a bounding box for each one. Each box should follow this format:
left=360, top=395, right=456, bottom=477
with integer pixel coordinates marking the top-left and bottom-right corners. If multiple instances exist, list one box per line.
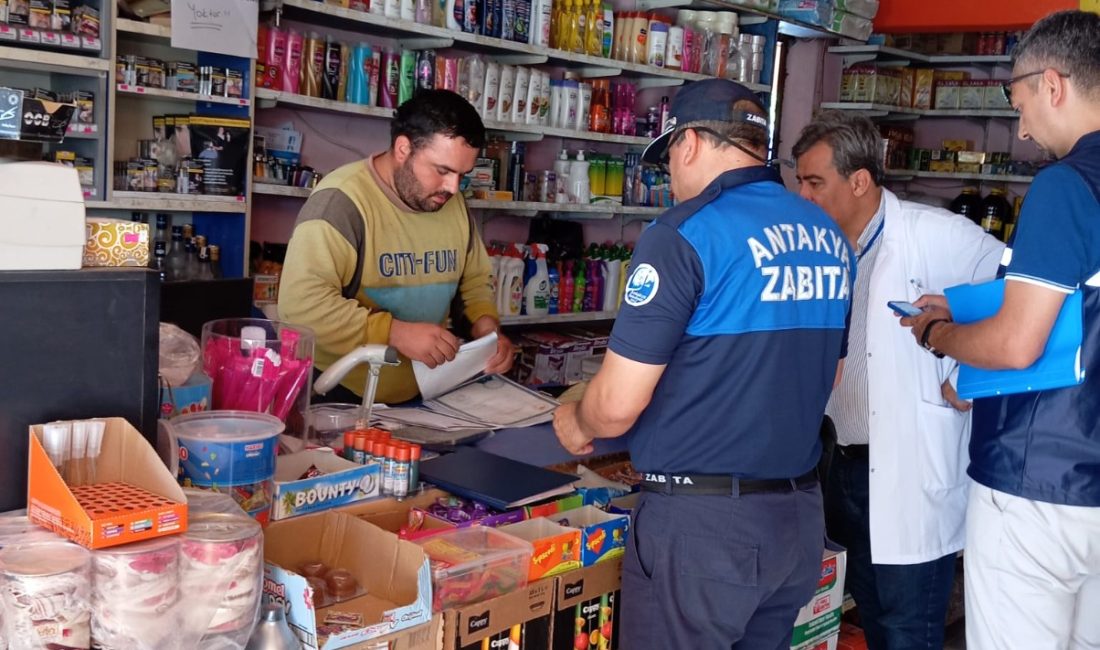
left=793, top=112, right=1004, bottom=650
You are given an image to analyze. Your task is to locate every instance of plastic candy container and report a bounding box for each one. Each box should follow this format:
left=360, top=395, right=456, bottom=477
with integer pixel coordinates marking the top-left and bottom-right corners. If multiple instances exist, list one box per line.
left=415, top=527, right=533, bottom=611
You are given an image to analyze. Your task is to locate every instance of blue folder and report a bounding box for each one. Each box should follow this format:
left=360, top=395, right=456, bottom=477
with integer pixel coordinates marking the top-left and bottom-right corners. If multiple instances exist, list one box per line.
left=945, top=279, right=1085, bottom=399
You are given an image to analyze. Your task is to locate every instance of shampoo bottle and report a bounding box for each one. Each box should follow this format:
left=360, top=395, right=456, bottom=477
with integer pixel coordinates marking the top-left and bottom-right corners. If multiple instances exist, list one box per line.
left=572, top=259, right=586, bottom=313
left=569, top=149, right=591, bottom=204
left=553, top=149, right=571, bottom=203
left=562, top=260, right=575, bottom=313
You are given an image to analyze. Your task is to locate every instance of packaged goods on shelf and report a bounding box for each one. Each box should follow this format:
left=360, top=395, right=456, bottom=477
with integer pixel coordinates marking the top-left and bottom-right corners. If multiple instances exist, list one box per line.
left=778, top=0, right=833, bottom=27
left=933, top=80, right=961, bottom=110
left=828, top=9, right=872, bottom=41
left=912, top=68, right=934, bottom=109
left=116, top=54, right=245, bottom=98
left=83, top=217, right=150, bottom=267
left=832, top=0, right=878, bottom=19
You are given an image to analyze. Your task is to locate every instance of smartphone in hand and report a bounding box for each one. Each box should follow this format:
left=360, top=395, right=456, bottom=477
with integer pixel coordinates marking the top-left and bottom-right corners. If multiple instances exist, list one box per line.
left=888, top=300, right=923, bottom=317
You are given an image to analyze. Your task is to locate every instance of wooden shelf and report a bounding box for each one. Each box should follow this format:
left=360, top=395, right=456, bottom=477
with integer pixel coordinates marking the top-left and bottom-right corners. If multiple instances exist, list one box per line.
left=116, top=84, right=251, bottom=107
left=88, top=192, right=248, bottom=213
left=277, top=0, right=771, bottom=93
left=115, top=18, right=172, bottom=40
left=885, top=170, right=1034, bottom=184
left=0, top=44, right=109, bottom=76
left=253, top=183, right=312, bottom=198
left=820, top=102, right=1016, bottom=119
left=467, top=200, right=664, bottom=217
left=500, top=310, right=619, bottom=325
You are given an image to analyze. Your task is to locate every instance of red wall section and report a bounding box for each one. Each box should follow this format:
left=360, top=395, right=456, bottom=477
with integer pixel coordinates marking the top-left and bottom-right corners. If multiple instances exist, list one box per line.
left=873, top=0, right=1076, bottom=33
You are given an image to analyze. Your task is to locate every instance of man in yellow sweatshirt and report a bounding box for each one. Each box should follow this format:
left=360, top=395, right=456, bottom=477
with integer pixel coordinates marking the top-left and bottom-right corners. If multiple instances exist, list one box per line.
left=278, top=90, right=513, bottom=404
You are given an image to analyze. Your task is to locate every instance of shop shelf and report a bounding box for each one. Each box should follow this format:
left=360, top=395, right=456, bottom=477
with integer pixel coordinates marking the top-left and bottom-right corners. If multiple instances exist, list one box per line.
left=255, top=88, right=393, bottom=118
left=115, top=18, right=172, bottom=40
left=116, top=84, right=252, bottom=107
left=819, top=102, right=1016, bottom=119
left=884, top=170, right=1034, bottom=184
left=827, top=44, right=1012, bottom=66
left=0, top=44, right=109, bottom=76
left=466, top=200, right=665, bottom=218
left=65, top=123, right=100, bottom=139
left=635, top=0, right=854, bottom=41
left=276, top=0, right=771, bottom=93
left=88, top=192, right=248, bottom=213
left=253, top=183, right=313, bottom=198
left=499, top=310, right=619, bottom=325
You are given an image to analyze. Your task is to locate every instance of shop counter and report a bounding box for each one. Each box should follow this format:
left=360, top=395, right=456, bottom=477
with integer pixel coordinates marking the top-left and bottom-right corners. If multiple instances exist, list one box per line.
left=473, top=422, right=628, bottom=468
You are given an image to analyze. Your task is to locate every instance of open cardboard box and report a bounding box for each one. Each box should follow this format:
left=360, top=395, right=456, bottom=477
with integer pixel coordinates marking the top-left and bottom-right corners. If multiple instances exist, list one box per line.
left=272, top=450, right=381, bottom=521
left=443, top=578, right=555, bottom=650
left=554, top=506, right=629, bottom=567
left=499, top=518, right=581, bottom=582
left=27, top=417, right=187, bottom=549
left=338, top=488, right=450, bottom=532
left=550, top=559, right=622, bottom=650
left=264, top=511, right=433, bottom=649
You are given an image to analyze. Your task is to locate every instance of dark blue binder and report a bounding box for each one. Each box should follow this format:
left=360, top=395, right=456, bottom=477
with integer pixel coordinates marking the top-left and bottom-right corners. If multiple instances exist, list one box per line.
left=418, top=447, right=578, bottom=511
left=945, top=279, right=1085, bottom=399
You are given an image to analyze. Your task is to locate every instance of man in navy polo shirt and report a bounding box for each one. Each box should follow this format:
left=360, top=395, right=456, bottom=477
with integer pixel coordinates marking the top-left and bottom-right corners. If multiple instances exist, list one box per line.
left=553, top=79, right=854, bottom=648
left=902, top=10, right=1100, bottom=648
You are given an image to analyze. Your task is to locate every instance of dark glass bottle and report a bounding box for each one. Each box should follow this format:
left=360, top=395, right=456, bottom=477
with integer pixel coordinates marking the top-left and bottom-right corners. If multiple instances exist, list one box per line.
left=980, top=188, right=1012, bottom=240
left=949, top=187, right=984, bottom=226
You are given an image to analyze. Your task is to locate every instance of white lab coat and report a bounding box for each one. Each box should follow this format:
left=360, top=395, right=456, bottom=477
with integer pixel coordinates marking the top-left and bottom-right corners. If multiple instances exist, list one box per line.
left=863, top=189, right=1004, bottom=565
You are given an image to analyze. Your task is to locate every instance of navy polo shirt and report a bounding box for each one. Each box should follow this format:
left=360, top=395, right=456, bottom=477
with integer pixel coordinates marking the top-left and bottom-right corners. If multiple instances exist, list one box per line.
left=610, top=166, right=854, bottom=479
left=970, top=130, right=1100, bottom=506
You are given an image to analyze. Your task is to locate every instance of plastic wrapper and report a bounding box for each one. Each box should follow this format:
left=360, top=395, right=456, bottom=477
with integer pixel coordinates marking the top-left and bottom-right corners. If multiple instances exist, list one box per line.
left=0, top=541, right=92, bottom=650
left=183, top=487, right=250, bottom=518
left=160, top=322, right=201, bottom=387
left=92, top=537, right=180, bottom=649
left=180, top=513, right=264, bottom=648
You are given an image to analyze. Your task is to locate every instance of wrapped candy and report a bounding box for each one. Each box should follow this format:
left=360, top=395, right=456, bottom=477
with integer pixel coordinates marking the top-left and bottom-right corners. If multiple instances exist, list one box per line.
left=92, top=537, right=180, bottom=650
left=0, top=541, right=92, bottom=650
left=180, top=513, right=263, bottom=641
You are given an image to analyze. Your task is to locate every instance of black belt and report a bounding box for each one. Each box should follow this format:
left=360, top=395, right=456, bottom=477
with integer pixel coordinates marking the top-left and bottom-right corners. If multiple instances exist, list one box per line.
left=640, top=469, right=818, bottom=496
left=836, top=444, right=869, bottom=461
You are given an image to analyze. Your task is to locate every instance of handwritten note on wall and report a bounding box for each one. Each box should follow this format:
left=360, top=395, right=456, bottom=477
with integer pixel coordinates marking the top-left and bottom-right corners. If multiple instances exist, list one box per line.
left=171, top=0, right=258, bottom=59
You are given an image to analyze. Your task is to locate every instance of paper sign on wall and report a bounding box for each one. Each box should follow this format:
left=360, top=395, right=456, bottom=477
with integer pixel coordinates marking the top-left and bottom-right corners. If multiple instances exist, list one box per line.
left=1082, top=0, right=1100, bottom=14
left=171, top=0, right=258, bottom=59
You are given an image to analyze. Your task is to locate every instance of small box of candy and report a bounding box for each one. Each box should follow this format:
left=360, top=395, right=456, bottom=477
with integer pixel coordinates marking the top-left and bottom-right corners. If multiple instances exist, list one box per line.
left=498, top=518, right=582, bottom=582
left=553, top=506, right=629, bottom=567
left=264, top=512, right=432, bottom=649
left=415, top=526, right=533, bottom=612
left=271, top=449, right=381, bottom=521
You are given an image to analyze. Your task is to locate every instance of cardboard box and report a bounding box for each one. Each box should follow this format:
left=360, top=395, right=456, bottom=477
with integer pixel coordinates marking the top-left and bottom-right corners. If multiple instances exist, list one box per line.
left=517, top=332, right=592, bottom=387
left=339, top=488, right=451, bottom=533
left=443, top=579, right=555, bottom=650
left=550, top=560, right=622, bottom=650
left=898, top=68, right=915, bottom=108
left=790, top=544, right=847, bottom=649
left=985, top=80, right=1011, bottom=110
left=554, top=506, right=629, bottom=567
left=798, top=635, right=839, bottom=650
left=272, top=450, right=382, bottom=521
left=942, top=139, right=974, bottom=152
left=27, top=418, right=188, bottom=549
left=959, top=80, right=986, bottom=110
left=263, top=512, right=434, bottom=649
left=500, top=518, right=582, bottom=581
left=912, top=69, right=935, bottom=110
left=933, top=81, right=961, bottom=110
left=82, top=218, right=149, bottom=267
left=525, top=493, right=583, bottom=519
left=379, top=614, right=445, bottom=650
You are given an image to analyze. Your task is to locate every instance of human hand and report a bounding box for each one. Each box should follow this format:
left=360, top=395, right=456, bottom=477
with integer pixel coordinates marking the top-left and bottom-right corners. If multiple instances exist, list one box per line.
left=899, top=295, right=953, bottom=348
left=941, top=379, right=971, bottom=412
left=553, top=402, right=594, bottom=456
left=388, top=320, right=459, bottom=368
left=484, top=332, right=515, bottom=375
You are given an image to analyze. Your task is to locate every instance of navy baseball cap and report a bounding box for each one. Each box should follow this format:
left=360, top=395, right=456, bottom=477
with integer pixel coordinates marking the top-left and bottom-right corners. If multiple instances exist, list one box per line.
left=641, top=78, right=768, bottom=165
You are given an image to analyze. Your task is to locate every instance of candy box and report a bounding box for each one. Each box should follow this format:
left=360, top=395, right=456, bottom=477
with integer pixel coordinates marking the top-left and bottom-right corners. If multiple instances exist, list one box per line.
left=525, top=493, right=583, bottom=519
left=442, top=578, right=555, bottom=650
left=549, top=559, right=622, bottom=650
left=499, top=518, right=581, bottom=582
left=27, top=417, right=188, bottom=549
left=263, top=512, right=433, bottom=649
left=415, top=526, right=533, bottom=612
left=553, top=507, right=628, bottom=567
left=82, top=217, right=149, bottom=267
left=272, top=450, right=381, bottom=520
left=790, top=543, right=847, bottom=650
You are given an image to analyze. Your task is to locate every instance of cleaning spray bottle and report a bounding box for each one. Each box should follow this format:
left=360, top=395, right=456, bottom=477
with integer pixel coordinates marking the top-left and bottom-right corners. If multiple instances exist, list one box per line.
left=523, top=243, right=551, bottom=316
left=548, top=259, right=560, bottom=315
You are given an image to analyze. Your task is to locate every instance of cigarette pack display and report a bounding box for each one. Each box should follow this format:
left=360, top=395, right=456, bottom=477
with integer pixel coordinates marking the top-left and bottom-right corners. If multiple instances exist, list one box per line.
left=188, top=115, right=250, bottom=196
left=172, top=62, right=198, bottom=93
left=27, top=418, right=188, bottom=550
left=27, top=0, right=49, bottom=29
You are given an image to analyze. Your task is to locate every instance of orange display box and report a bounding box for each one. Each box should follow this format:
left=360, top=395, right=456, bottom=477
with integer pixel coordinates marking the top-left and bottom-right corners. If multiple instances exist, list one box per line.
left=27, top=418, right=188, bottom=549
left=499, top=518, right=582, bottom=582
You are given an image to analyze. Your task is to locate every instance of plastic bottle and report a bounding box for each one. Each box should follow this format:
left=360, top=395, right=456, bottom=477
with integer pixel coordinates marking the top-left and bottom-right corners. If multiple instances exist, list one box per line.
left=392, top=445, right=411, bottom=499
left=539, top=71, right=552, bottom=125
left=480, top=61, right=500, bottom=119
left=571, top=0, right=586, bottom=54
left=585, top=0, right=602, bottom=56
left=666, top=25, right=684, bottom=70
left=408, top=444, right=421, bottom=493
left=530, top=0, right=551, bottom=46
left=575, top=82, right=592, bottom=132
left=572, top=259, right=586, bottom=312
left=263, top=26, right=286, bottom=89
left=415, top=48, right=436, bottom=95
left=980, top=187, right=1012, bottom=240
left=496, top=65, right=515, bottom=122
left=548, top=261, right=560, bottom=314
left=949, top=187, right=984, bottom=225
left=628, top=11, right=648, bottom=64
left=506, top=246, right=526, bottom=316
left=379, top=48, right=400, bottom=108
left=445, top=0, right=462, bottom=29
left=399, top=49, right=417, bottom=104
left=524, top=69, right=542, bottom=124
left=348, top=43, right=372, bottom=104
left=647, top=17, right=668, bottom=67
left=569, top=150, right=591, bottom=204
left=612, top=12, right=627, bottom=60
left=677, top=10, right=696, bottom=73
left=562, top=79, right=579, bottom=131
left=553, top=150, right=571, bottom=203
left=282, top=29, right=304, bottom=94
left=524, top=243, right=551, bottom=316
left=561, top=261, right=575, bottom=313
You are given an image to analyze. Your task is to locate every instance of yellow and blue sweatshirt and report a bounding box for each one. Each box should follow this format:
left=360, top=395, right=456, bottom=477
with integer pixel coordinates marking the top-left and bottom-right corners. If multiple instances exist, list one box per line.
left=277, top=156, right=497, bottom=404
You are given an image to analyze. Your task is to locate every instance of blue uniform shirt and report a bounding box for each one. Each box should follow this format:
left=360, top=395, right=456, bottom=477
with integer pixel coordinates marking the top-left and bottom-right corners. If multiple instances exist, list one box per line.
left=970, top=130, right=1100, bottom=506
left=610, top=166, right=854, bottom=479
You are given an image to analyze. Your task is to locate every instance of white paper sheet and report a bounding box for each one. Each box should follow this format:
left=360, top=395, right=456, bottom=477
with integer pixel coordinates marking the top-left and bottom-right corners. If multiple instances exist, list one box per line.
left=412, top=332, right=498, bottom=401
left=425, top=375, right=558, bottom=427
left=171, top=0, right=258, bottom=59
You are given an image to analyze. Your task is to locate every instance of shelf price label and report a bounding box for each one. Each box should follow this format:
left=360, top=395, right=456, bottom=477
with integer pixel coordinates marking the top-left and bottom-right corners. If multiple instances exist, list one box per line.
left=0, top=88, right=24, bottom=141
left=60, top=33, right=80, bottom=48
left=0, top=24, right=15, bottom=40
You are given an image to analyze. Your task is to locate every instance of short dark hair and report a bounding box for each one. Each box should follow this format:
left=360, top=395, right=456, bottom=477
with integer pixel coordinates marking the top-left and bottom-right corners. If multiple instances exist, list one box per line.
left=792, top=111, right=885, bottom=185
left=390, top=89, right=486, bottom=151
left=1013, top=10, right=1100, bottom=99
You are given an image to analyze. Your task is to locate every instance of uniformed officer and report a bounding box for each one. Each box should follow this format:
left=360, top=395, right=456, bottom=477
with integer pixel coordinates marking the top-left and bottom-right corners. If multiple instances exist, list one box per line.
left=553, top=78, right=854, bottom=648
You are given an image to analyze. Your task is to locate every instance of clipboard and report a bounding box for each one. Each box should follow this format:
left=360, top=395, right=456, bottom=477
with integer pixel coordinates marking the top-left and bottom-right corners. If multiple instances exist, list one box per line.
left=945, top=278, right=1085, bottom=399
